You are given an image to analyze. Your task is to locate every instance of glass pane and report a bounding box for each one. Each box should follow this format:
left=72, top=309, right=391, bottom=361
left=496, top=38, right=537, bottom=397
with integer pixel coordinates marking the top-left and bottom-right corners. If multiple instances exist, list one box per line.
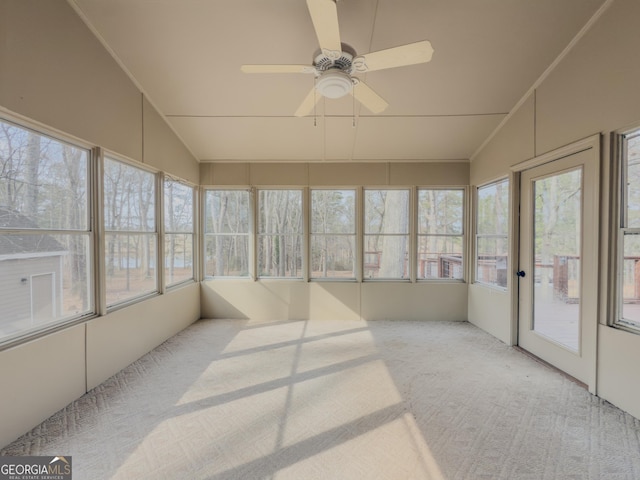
left=205, top=190, right=249, bottom=234
left=417, top=235, right=463, bottom=279
left=364, top=234, right=408, bottom=279
left=164, top=180, right=193, bottom=233
left=477, top=179, right=509, bottom=235
left=164, top=233, right=193, bottom=286
left=311, top=190, right=355, bottom=234
left=258, top=234, right=302, bottom=278
left=104, top=159, right=155, bottom=232
left=310, top=235, right=355, bottom=279
left=258, top=190, right=302, bottom=278
left=105, top=233, right=157, bottom=306
left=205, top=234, right=250, bottom=277
left=626, top=134, right=640, bottom=227
left=533, top=168, right=581, bottom=351
left=0, top=233, right=92, bottom=341
left=418, top=189, right=464, bottom=235
left=621, top=233, right=640, bottom=324
left=258, top=190, right=302, bottom=235
left=365, top=190, right=409, bottom=234
left=0, top=121, right=89, bottom=230
left=476, top=236, right=508, bottom=287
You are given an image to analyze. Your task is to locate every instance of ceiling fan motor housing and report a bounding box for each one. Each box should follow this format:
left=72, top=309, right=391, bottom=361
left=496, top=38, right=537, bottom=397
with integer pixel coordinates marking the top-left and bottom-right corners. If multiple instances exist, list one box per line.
left=313, top=44, right=359, bottom=99
left=314, top=48, right=355, bottom=72
left=316, top=70, right=353, bottom=98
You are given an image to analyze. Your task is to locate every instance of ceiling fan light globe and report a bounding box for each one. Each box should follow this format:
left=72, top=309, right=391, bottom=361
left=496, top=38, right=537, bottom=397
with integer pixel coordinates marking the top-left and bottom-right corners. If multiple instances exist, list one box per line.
left=316, top=70, right=352, bottom=99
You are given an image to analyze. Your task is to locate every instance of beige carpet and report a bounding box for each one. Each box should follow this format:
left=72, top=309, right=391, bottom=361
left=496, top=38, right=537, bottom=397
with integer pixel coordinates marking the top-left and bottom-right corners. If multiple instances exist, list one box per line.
left=3, top=319, right=640, bottom=479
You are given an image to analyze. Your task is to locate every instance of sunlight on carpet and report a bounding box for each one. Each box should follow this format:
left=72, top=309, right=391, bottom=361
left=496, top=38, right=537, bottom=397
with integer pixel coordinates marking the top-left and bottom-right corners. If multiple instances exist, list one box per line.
left=3, top=319, right=640, bottom=479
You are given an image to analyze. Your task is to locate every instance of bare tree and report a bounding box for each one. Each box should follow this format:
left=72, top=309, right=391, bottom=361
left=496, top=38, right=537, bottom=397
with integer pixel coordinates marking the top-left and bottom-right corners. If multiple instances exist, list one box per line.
left=379, top=190, right=408, bottom=278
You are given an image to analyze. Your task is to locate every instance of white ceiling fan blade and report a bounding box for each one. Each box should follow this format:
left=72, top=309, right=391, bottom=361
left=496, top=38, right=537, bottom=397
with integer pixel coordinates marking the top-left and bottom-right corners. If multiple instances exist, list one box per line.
left=353, top=40, right=434, bottom=73
left=306, top=0, right=342, bottom=54
left=241, top=64, right=315, bottom=74
left=352, top=81, right=388, bottom=114
left=294, top=87, right=323, bottom=117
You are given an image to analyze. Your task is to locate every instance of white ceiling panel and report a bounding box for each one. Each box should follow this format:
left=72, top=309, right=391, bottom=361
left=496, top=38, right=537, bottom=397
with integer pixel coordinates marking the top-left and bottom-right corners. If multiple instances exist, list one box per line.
left=323, top=116, right=358, bottom=160
left=71, top=0, right=606, bottom=162
left=352, top=115, right=506, bottom=161
left=168, top=116, right=326, bottom=161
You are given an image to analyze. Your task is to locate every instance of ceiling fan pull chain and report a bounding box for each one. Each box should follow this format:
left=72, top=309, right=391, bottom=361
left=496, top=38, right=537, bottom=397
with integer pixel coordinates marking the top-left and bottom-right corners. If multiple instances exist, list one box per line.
left=352, top=90, right=356, bottom=128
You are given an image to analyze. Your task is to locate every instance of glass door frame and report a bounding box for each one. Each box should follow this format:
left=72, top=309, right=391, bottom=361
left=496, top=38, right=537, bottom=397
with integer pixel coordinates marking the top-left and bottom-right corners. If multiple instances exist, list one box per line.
left=510, top=135, right=600, bottom=393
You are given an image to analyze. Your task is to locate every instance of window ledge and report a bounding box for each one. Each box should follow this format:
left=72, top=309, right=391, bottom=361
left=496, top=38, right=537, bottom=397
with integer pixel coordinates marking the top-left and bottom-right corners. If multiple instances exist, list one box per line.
left=611, top=321, right=640, bottom=336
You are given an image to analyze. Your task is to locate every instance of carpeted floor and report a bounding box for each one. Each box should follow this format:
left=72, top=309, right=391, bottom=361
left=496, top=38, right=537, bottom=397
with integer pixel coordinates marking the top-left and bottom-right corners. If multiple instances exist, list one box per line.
left=2, top=319, right=640, bottom=479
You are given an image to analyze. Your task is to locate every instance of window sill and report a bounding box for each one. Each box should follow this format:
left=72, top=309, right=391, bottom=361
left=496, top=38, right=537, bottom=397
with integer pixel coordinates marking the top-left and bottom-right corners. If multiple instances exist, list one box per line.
left=0, top=312, right=97, bottom=352
left=472, top=281, right=508, bottom=293
left=611, top=320, right=640, bottom=336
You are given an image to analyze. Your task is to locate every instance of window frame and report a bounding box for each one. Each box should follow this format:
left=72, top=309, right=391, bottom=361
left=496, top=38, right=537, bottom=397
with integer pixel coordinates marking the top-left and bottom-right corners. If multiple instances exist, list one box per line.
left=102, top=154, right=160, bottom=310
left=363, top=187, right=412, bottom=281
left=163, top=175, right=196, bottom=289
left=203, top=187, right=252, bottom=279
left=309, top=187, right=357, bottom=281
left=0, top=115, right=96, bottom=346
left=616, top=127, right=640, bottom=332
left=256, top=187, right=305, bottom=279
left=416, top=187, right=466, bottom=282
left=474, top=178, right=509, bottom=290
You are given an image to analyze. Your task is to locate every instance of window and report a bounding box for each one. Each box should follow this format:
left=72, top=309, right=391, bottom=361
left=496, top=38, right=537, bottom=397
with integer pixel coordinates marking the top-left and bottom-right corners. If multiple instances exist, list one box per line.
left=311, top=189, right=356, bottom=279
left=364, top=189, right=410, bottom=279
left=258, top=189, right=303, bottom=278
left=204, top=189, right=250, bottom=277
left=103, top=157, right=157, bottom=306
left=475, top=179, right=509, bottom=288
left=0, top=119, right=93, bottom=342
left=417, top=189, right=465, bottom=280
left=618, top=128, right=640, bottom=330
left=164, top=178, right=194, bottom=286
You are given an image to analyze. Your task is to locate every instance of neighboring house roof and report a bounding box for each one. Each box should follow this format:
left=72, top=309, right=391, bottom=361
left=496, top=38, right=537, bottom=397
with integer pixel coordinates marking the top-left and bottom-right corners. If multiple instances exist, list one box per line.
left=0, top=207, right=66, bottom=256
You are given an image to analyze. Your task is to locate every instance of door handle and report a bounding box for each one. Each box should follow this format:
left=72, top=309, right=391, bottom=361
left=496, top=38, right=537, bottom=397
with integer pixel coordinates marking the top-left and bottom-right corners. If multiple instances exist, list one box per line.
left=516, top=270, right=526, bottom=278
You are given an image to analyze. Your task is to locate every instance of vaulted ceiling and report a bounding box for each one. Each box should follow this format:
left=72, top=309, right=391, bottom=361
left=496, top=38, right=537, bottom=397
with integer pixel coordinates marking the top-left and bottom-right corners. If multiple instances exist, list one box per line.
left=69, top=0, right=605, bottom=162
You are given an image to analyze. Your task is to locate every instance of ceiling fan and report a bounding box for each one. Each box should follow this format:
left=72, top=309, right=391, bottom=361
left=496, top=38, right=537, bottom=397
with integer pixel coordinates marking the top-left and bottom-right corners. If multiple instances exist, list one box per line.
left=241, top=0, right=434, bottom=117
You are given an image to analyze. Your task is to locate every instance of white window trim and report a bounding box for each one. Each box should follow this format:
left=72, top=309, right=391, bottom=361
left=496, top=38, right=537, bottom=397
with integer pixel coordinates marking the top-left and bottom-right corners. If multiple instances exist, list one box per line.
left=309, top=187, right=358, bottom=282
left=163, top=175, right=197, bottom=289
left=256, top=187, right=305, bottom=280
left=416, top=186, right=467, bottom=283
left=362, top=187, right=413, bottom=282
left=474, top=178, right=509, bottom=291
left=102, top=153, right=160, bottom=310
left=0, top=113, right=97, bottom=347
left=203, top=187, right=253, bottom=279
left=615, top=127, right=640, bottom=333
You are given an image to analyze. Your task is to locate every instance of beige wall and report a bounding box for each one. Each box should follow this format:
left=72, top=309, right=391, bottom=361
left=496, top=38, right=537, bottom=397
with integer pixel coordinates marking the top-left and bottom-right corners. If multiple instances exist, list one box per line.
left=0, top=0, right=200, bottom=448
left=467, top=285, right=511, bottom=344
left=201, top=161, right=469, bottom=324
left=470, top=0, right=640, bottom=418
left=201, top=161, right=470, bottom=187
left=202, top=281, right=468, bottom=323
left=597, top=325, right=640, bottom=419
left=87, top=284, right=200, bottom=390
left=534, top=0, right=640, bottom=156
left=470, top=95, right=535, bottom=185
left=0, top=0, right=142, bottom=161
left=0, top=325, right=86, bottom=448
left=0, top=284, right=200, bottom=448
left=142, top=97, right=199, bottom=183
left=0, top=0, right=199, bottom=181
